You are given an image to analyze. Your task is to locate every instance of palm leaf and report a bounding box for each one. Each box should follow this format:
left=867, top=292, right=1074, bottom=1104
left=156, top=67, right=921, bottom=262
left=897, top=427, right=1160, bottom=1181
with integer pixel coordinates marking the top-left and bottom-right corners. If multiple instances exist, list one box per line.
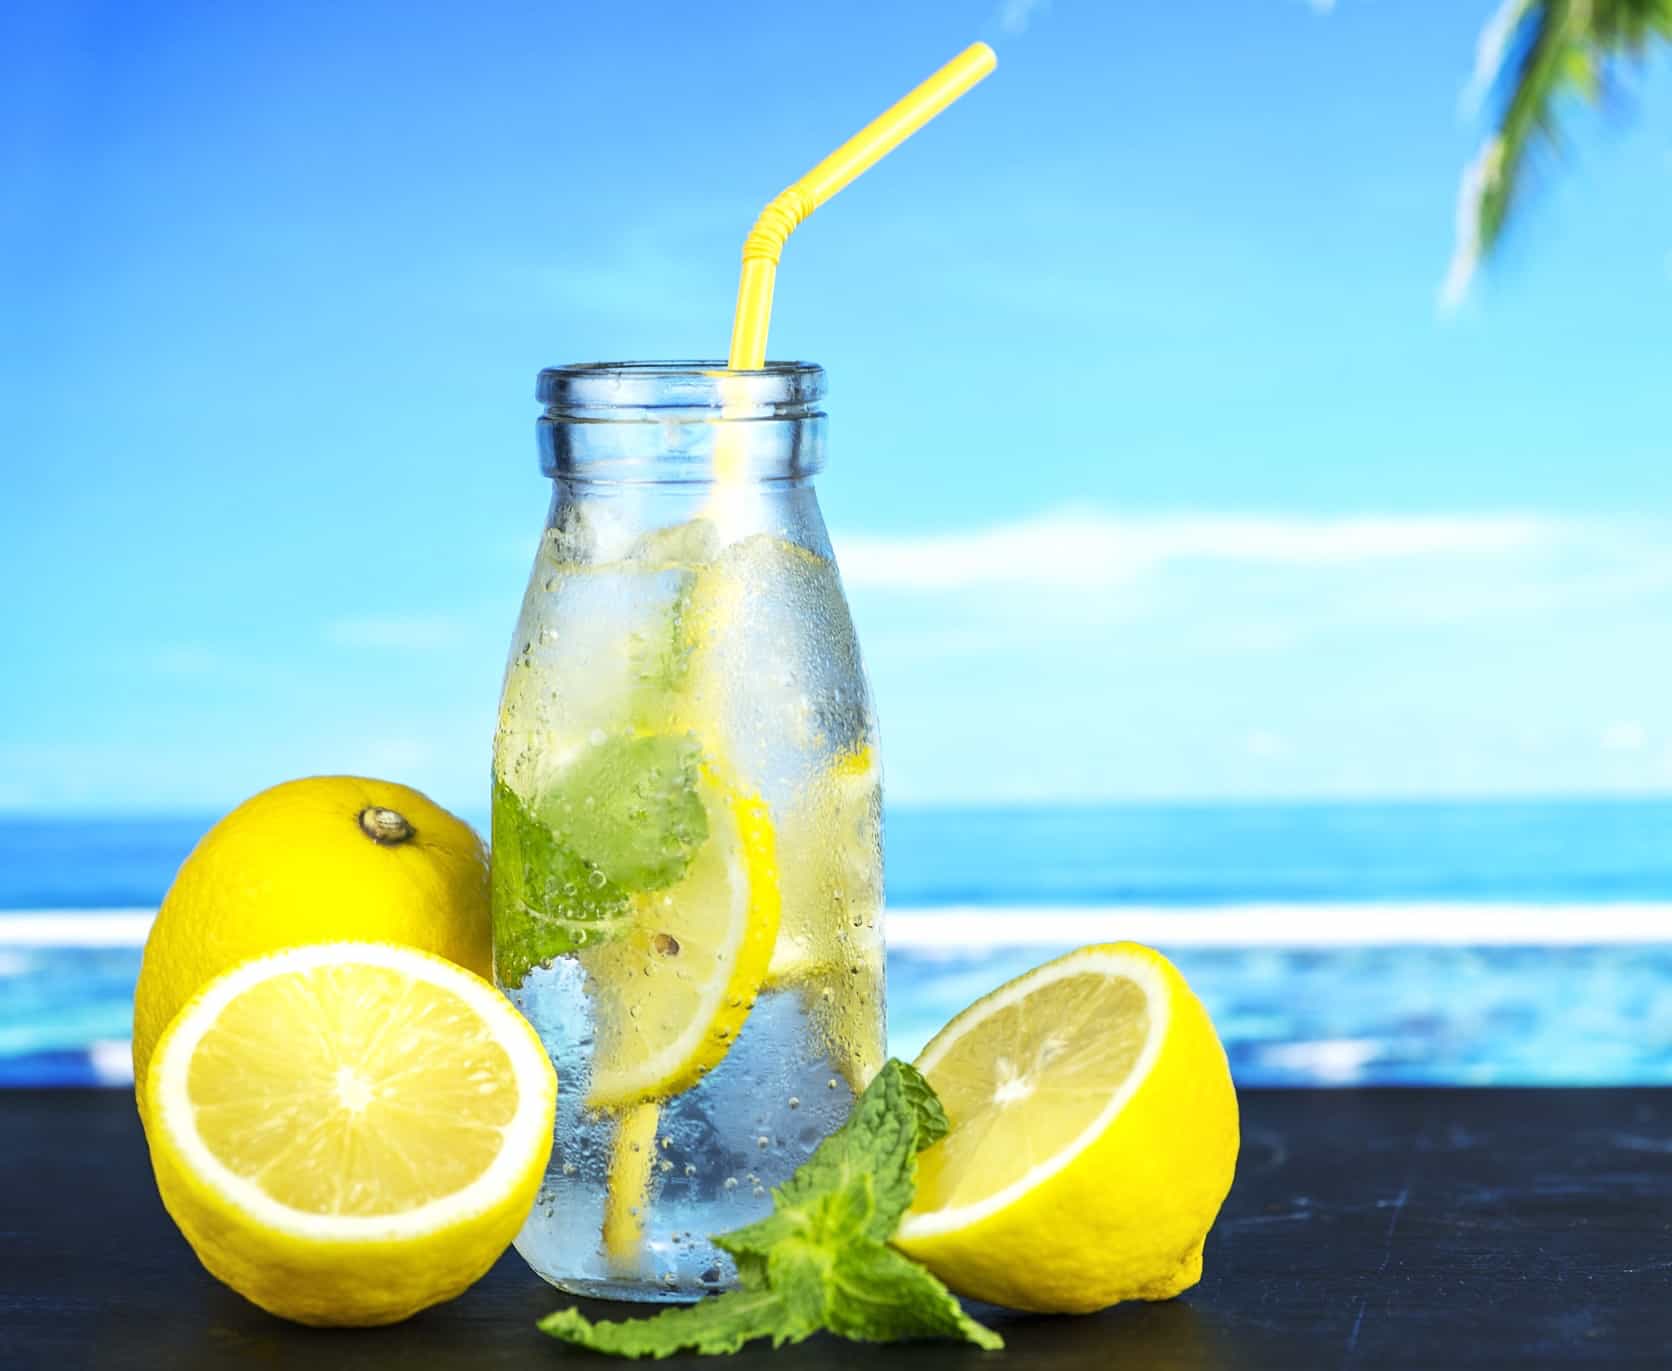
left=1444, top=0, right=1672, bottom=304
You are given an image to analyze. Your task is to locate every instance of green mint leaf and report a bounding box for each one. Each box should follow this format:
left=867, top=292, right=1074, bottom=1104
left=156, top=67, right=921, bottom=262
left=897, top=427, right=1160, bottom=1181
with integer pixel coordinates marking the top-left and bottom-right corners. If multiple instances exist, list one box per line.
left=896, top=1058, right=951, bottom=1150
left=625, top=576, right=699, bottom=728
left=490, top=778, right=628, bottom=988
left=718, top=1059, right=942, bottom=1266
left=537, top=1060, right=1002, bottom=1357
left=623, top=519, right=715, bottom=722
left=538, top=1288, right=807, bottom=1359
left=824, top=1240, right=1005, bottom=1350
left=537, top=733, right=708, bottom=892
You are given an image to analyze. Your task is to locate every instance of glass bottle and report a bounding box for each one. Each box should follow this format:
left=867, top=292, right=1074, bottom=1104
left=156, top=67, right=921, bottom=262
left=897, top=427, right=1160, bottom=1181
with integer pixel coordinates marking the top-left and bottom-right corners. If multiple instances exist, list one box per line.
left=494, top=361, right=885, bottom=1300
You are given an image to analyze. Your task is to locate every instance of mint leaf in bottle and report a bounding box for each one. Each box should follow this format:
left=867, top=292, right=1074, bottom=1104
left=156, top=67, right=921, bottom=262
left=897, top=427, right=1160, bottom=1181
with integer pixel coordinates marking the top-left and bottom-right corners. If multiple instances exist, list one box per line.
left=490, top=778, right=629, bottom=988
left=536, top=732, right=709, bottom=892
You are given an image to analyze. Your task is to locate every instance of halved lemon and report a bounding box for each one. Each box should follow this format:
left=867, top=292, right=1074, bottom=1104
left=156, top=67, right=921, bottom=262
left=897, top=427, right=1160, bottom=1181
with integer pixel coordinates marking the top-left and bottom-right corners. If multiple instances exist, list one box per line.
left=143, top=941, right=557, bottom=1326
left=893, top=943, right=1239, bottom=1314
left=579, top=765, right=780, bottom=1109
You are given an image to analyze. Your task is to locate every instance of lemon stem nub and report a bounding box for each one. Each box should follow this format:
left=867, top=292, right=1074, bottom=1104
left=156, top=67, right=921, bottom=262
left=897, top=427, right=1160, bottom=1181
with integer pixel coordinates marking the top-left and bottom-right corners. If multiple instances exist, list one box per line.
left=358, top=807, right=415, bottom=846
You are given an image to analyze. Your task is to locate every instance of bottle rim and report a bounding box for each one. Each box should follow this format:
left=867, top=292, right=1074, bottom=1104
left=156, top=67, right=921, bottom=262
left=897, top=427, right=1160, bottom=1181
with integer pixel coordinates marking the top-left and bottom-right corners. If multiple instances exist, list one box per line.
left=537, top=361, right=825, bottom=419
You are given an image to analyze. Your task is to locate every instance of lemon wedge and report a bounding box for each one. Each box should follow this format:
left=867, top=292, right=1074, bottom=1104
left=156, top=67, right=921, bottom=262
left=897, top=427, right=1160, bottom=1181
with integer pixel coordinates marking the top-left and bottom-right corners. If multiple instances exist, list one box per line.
left=579, top=764, right=780, bottom=1110
left=894, top=942, right=1239, bottom=1314
left=143, top=941, right=557, bottom=1326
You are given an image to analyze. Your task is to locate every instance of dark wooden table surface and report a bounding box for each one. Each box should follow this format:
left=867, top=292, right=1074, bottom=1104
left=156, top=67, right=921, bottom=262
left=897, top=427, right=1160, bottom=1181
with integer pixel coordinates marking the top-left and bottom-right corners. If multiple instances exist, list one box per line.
left=3, top=1088, right=1668, bottom=1369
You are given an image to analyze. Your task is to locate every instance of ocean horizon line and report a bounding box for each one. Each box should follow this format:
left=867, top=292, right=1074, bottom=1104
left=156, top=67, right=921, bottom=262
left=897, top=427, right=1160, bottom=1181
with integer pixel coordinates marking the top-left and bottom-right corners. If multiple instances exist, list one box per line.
left=6, top=902, right=1672, bottom=950
left=9, top=789, right=1672, bottom=823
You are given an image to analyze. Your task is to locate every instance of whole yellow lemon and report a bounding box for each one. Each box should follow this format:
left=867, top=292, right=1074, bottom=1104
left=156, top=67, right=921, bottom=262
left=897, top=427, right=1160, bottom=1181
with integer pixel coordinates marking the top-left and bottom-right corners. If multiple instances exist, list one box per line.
left=132, top=776, right=489, bottom=1109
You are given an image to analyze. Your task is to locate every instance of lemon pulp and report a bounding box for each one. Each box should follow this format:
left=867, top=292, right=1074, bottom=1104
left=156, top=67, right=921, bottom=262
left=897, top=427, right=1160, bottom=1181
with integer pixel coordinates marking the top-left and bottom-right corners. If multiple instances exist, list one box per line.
left=145, top=942, right=556, bottom=1325
left=579, top=765, right=780, bottom=1109
left=913, top=968, right=1155, bottom=1215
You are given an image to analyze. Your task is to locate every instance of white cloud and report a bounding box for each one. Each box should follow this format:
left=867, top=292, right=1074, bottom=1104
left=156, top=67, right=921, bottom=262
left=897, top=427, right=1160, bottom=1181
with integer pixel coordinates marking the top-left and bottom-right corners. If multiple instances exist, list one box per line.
left=995, top=0, right=1050, bottom=36
left=836, top=509, right=1551, bottom=592
left=327, top=616, right=470, bottom=650
left=1246, top=729, right=1290, bottom=760
left=1303, top=0, right=1338, bottom=13
left=1602, top=721, right=1647, bottom=753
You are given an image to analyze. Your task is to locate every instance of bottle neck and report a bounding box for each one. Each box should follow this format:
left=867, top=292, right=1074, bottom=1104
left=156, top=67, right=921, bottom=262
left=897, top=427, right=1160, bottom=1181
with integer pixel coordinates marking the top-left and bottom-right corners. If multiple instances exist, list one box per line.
left=536, top=361, right=826, bottom=487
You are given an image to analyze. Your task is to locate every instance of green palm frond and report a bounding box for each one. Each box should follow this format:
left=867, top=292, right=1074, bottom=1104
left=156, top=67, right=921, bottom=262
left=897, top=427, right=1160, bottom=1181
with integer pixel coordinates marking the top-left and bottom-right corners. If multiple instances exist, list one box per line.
left=1445, top=0, right=1672, bottom=303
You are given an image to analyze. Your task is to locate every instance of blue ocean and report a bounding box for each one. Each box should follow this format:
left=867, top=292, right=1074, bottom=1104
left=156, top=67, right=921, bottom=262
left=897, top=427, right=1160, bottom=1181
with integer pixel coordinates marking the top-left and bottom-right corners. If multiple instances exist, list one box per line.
left=3, top=798, right=1670, bottom=1087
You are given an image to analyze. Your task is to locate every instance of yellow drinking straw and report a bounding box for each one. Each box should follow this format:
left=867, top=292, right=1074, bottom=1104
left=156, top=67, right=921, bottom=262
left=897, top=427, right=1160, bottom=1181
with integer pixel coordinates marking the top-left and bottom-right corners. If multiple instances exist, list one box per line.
left=726, top=41, right=998, bottom=371
left=605, top=43, right=997, bottom=1279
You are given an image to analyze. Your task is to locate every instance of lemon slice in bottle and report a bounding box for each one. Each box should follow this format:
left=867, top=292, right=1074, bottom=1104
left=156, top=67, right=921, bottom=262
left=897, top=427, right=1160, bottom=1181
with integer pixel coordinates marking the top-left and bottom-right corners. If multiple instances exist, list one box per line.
left=580, top=763, right=780, bottom=1110
left=142, top=941, right=557, bottom=1327
left=893, top=942, right=1239, bottom=1315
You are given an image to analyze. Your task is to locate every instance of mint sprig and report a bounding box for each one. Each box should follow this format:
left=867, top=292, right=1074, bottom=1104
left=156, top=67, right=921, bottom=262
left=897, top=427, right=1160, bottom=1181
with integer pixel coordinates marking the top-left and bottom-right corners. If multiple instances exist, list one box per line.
left=537, top=1061, right=1003, bottom=1357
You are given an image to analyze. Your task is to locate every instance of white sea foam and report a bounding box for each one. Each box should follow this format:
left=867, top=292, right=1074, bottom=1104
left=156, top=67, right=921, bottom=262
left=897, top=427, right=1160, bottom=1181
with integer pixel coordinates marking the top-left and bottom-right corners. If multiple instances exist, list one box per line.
left=3, top=903, right=1672, bottom=949
left=0, top=911, right=155, bottom=946
left=87, top=1039, right=135, bottom=1086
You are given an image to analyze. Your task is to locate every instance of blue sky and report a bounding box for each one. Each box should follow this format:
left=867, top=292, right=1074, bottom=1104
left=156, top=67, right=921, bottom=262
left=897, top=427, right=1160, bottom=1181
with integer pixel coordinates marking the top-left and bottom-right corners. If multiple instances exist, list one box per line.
left=4, top=0, right=1672, bottom=813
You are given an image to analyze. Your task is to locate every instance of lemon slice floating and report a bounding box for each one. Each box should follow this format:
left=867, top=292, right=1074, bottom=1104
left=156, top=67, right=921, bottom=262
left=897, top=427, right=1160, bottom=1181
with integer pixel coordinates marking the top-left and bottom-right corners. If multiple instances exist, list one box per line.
left=894, top=942, right=1239, bottom=1314
left=143, top=942, right=557, bottom=1326
left=580, top=764, right=780, bottom=1110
